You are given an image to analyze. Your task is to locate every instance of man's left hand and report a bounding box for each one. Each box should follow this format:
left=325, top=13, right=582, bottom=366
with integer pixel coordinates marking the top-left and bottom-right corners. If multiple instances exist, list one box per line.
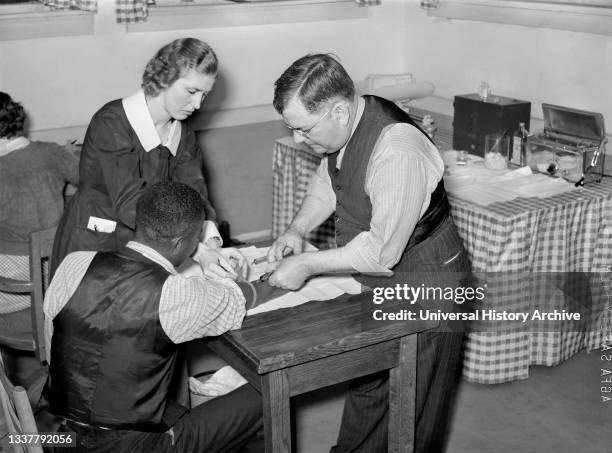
left=267, top=254, right=312, bottom=290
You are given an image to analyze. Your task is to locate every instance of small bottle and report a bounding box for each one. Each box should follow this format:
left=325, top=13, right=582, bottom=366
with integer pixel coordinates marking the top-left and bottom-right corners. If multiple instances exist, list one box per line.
left=421, top=114, right=437, bottom=142
left=478, top=81, right=490, bottom=101
left=511, top=122, right=529, bottom=166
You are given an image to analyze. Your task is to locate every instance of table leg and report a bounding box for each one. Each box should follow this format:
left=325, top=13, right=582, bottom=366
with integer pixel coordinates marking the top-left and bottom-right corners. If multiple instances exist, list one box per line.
left=388, top=334, right=418, bottom=453
left=261, top=369, right=292, bottom=453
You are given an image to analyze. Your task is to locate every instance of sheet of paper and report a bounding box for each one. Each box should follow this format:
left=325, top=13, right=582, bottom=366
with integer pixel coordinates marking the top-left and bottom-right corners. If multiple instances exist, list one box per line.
left=442, top=151, right=576, bottom=205
left=247, top=274, right=361, bottom=316
left=241, top=245, right=361, bottom=315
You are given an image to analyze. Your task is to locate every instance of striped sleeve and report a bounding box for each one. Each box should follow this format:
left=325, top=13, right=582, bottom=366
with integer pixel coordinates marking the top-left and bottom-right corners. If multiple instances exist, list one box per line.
left=44, top=251, right=97, bottom=363
left=159, top=274, right=247, bottom=344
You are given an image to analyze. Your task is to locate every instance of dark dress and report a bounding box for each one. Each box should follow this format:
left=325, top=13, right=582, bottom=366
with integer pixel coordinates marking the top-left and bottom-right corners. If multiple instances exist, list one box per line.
left=52, top=99, right=216, bottom=273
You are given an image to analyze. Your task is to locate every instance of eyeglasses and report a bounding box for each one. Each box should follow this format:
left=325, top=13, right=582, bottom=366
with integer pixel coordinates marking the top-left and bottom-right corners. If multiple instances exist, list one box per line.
left=287, top=108, right=331, bottom=138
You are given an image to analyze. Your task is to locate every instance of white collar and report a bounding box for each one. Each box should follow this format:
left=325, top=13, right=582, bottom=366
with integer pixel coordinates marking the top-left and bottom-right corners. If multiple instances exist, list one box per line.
left=335, top=96, right=365, bottom=169
left=0, top=136, right=30, bottom=157
left=126, top=241, right=178, bottom=275
left=122, top=89, right=181, bottom=156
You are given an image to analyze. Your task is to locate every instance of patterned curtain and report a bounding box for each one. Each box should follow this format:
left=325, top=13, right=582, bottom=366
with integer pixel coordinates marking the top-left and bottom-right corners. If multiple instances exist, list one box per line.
left=116, top=0, right=380, bottom=25
left=42, top=0, right=97, bottom=11
left=116, top=0, right=149, bottom=24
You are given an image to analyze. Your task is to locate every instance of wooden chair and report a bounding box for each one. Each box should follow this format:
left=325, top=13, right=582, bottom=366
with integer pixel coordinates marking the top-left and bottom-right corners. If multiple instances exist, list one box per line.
left=0, top=354, right=43, bottom=453
left=0, top=227, right=56, bottom=365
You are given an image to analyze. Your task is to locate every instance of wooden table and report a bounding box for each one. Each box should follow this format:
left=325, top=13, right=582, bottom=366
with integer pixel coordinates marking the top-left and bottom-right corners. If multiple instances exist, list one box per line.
left=208, top=291, right=438, bottom=453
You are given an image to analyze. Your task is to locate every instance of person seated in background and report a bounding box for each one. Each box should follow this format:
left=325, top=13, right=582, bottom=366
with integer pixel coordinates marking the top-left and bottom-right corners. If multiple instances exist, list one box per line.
left=44, top=182, right=263, bottom=452
left=0, top=91, right=79, bottom=314
left=51, top=37, right=240, bottom=280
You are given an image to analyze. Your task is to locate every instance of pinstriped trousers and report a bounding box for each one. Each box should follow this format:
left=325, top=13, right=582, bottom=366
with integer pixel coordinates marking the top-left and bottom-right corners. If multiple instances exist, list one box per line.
left=331, top=216, right=471, bottom=453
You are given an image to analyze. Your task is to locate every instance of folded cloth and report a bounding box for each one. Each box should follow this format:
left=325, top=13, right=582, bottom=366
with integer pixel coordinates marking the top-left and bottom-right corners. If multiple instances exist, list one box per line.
left=189, top=366, right=247, bottom=402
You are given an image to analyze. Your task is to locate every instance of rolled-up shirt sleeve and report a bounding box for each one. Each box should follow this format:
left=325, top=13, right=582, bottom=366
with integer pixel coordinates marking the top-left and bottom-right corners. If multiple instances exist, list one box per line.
left=160, top=275, right=246, bottom=344
left=338, top=123, right=444, bottom=274
left=303, top=157, right=337, bottom=214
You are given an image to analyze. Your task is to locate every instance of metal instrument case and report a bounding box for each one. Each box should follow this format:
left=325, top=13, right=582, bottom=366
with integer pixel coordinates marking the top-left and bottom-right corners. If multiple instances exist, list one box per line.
left=526, top=104, right=607, bottom=183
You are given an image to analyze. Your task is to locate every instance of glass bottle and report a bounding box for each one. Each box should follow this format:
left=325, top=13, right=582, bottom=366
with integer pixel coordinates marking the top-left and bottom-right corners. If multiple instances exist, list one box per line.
left=511, top=122, right=529, bottom=166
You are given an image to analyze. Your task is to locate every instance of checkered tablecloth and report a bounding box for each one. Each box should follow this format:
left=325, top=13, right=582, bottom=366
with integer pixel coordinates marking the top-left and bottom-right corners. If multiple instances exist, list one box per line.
left=272, top=137, right=336, bottom=250
left=271, top=136, right=612, bottom=384
left=450, top=178, right=612, bottom=383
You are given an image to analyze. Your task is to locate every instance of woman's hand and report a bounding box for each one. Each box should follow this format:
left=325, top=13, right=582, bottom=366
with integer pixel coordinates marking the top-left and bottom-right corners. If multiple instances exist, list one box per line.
left=193, top=243, right=246, bottom=281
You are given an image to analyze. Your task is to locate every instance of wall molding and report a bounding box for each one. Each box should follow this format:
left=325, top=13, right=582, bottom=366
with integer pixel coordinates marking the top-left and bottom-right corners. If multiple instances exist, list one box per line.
left=427, top=0, right=612, bottom=36
left=0, top=9, right=94, bottom=41
left=234, top=229, right=272, bottom=243
left=126, top=0, right=368, bottom=33
left=189, top=104, right=281, bottom=131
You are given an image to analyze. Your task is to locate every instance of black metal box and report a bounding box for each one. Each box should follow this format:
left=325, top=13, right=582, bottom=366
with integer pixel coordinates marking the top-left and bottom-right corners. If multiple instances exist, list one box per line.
left=453, top=93, right=531, bottom=157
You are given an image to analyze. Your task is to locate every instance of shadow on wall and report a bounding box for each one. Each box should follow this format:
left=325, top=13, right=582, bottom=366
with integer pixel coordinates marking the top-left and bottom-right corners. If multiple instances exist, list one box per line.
left=196, top=71, right=228, bottom=120
left=195, top=120, right=292, bottom=238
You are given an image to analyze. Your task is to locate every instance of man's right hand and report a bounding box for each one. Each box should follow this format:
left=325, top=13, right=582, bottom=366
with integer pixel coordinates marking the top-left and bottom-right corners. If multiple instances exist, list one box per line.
left=267, top=227, right=305, bottom=263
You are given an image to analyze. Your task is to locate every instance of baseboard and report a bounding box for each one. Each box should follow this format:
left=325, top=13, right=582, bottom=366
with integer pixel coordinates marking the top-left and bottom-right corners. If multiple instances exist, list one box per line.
left=234, top=229, right=271, bottom=243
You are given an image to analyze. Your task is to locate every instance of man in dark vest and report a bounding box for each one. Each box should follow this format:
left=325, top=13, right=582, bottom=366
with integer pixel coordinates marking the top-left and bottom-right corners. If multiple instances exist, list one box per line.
left=44, top=181, right=263, bottom=452
left=267, top=54, right=472, bottom=453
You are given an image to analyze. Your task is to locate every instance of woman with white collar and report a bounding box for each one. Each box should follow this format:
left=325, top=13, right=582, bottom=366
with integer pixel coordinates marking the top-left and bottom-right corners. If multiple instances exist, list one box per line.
left=52, top=38, right=243, bottom=280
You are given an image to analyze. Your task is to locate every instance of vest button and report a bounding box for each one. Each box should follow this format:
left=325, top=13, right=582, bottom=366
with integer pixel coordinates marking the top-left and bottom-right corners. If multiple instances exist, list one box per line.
left=335, top=185, right=341, bottom=191
left=335, top=216, right=340, bottom=222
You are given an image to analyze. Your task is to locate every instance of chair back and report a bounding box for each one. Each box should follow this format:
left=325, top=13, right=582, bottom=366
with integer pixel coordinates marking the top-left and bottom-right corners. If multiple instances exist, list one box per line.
left=0, top=355, right=43, bottom=453
left=28, top=227, right=56, bottom=363
left=0, top=227, right=56, bottom=363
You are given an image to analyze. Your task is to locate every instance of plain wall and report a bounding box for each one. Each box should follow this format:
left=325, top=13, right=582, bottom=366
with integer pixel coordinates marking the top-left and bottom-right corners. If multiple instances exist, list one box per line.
left=0, top=1, right=408, bottom=134
left=401, top=3, right=612, bottom=130
left=1, top=0, right=610, bottom=235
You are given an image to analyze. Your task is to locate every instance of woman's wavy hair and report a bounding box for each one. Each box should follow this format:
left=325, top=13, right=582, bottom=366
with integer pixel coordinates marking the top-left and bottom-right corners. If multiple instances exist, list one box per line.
left=0, top=92, right=26, bottom=138
left=142, top=38, right=218, bottom=98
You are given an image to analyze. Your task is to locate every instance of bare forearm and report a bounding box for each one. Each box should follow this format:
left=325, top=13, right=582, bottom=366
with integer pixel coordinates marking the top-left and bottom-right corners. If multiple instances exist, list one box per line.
left=268, top=247, right=355, bottom=290
left=287, top=194, right=334, bottom=237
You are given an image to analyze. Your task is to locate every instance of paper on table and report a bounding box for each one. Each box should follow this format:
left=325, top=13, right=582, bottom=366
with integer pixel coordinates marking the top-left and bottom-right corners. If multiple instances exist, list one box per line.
left=247, top=274, right=361, bottom=316
left=512, top=176, right=576, bottom=199
left=240, top=245, right=361, bottom=315
left=442, top=151, right=575, bottom=205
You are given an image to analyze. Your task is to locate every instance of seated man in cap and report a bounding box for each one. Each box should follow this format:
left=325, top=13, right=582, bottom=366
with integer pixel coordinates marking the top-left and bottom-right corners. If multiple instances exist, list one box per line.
left=44, top=181, right=262, bottom=452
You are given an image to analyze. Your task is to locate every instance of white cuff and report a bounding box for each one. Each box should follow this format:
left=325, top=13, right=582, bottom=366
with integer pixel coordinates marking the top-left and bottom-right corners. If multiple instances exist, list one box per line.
left=203, top=220, right=223, bottom=248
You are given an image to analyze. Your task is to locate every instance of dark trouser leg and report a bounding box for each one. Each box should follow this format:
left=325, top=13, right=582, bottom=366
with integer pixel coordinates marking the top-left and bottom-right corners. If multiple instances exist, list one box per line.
left=331, top=331, right=463, bottom=453
left=58, top=384, right=263, bottom=453
left=330, top=371, right=389, bottom=453
left=413, top=331, right=464, bottom=453
left=172, top=383, right=264, bottom=453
